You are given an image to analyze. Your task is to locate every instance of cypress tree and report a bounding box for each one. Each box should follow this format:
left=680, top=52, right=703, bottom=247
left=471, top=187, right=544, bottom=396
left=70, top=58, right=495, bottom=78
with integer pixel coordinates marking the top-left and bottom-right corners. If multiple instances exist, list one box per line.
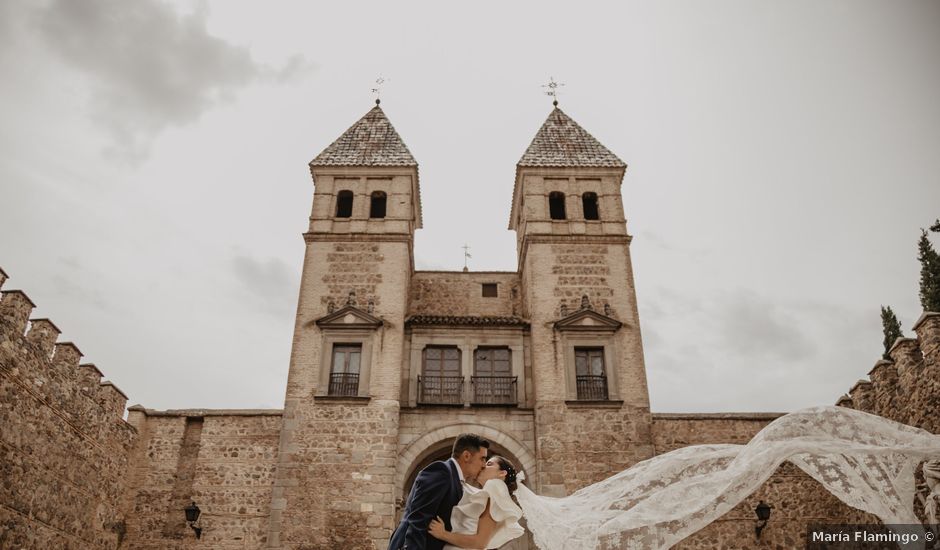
left=880, top=306, right=903, bottom=360
left=918, top=229, right=940, bottom=312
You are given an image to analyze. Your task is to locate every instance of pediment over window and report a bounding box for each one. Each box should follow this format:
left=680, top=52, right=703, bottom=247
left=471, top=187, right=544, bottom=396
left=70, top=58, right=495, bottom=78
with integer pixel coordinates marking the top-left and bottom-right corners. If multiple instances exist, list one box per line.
left=315, top=306, right=383, bottom=330
left=553, top=309, right=622, bottom=332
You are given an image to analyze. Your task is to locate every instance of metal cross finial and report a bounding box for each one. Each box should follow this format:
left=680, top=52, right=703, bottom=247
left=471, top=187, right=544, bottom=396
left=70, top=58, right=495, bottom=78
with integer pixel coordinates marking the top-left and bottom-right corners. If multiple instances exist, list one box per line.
left=462, top=244, right=472, bottom=271
left=371, top=76, right=388, bottom=105
left=542, top=76, right=565, bottom=107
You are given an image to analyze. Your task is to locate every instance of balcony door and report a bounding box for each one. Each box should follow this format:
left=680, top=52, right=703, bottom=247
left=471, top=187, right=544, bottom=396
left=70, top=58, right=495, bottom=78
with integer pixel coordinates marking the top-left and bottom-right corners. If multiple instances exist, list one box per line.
left=574, top=347, right=608, bottom=400
left=472, top=347, right=516, bottom=404
left=329, top=344, right=361, bottom=396
left=420, top=346, right=462, bottom=404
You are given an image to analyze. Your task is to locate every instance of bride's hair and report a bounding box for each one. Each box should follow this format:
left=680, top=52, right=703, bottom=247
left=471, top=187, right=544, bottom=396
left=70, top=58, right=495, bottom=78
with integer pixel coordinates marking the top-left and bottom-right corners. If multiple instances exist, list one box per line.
left=492, top=455, right=519, bottom=495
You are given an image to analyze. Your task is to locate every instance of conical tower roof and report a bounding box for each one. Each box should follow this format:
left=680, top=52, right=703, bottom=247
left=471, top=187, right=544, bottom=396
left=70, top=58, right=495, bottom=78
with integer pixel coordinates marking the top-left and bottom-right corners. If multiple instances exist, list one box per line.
left=517, top=107, right=625, bottom=168
left=310, top=105, right=417, bottom=167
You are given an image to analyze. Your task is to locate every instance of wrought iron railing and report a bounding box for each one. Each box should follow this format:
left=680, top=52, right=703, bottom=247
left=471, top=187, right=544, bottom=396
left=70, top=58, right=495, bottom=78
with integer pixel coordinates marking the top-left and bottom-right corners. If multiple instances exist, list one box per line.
left=576, top=374, right=608, bottom=400
left=328, top=372, right=360, bottom=397
left=470, top=376, right=518, bottom=405
left=417, top=375, right=464, bottom=405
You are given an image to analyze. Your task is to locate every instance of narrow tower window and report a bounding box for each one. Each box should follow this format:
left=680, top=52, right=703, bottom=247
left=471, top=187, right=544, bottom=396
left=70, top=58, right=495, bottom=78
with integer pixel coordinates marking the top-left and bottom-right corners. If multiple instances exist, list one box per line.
left=370, top=191, right=387, bottom=219
left=335, top=190, right=353, bottom=218
left=582, top=192, right=599, bottom=220
left=549, top=192, right=566, bottom=220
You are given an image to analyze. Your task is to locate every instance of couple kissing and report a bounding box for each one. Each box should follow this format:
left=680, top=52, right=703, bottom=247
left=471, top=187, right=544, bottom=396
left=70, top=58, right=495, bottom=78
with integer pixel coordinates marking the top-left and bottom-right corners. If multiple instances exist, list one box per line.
left=388, top=433, right=525, bottom=550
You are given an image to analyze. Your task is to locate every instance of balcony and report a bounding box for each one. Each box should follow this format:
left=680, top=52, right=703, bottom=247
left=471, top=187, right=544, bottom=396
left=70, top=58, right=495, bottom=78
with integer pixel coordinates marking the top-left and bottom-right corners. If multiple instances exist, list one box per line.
left=328, top=372, right=360, bottom=397
left=471, top=376, right=518, bottom=405
left=417, top=375, right=464, bottom=405
left=576, top=374, right=608, bottom=400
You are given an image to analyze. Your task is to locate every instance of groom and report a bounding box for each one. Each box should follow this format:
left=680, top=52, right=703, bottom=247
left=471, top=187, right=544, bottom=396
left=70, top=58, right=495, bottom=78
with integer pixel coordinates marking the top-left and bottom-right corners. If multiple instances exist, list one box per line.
left=388, top=433, right=489, bottom=550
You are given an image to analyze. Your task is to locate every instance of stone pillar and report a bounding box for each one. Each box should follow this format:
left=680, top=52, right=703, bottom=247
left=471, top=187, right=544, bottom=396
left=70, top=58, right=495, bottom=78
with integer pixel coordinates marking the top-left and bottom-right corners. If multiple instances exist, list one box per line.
left=913, top=312, right=940, bottom=433
left=888, top=337, right=923, bottom=426
left=849, top=380, right=875, bottom=413
left=0, top=290, right=35, bottom=336
left=867, top=359, right=899, bottom=421
left=26, top=318, right=61, bottom=358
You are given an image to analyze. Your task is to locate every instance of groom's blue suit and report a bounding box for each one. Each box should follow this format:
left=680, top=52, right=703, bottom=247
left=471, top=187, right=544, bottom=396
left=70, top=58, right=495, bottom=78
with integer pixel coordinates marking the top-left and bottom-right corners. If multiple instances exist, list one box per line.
left=388, top=459, right=463, bottom=550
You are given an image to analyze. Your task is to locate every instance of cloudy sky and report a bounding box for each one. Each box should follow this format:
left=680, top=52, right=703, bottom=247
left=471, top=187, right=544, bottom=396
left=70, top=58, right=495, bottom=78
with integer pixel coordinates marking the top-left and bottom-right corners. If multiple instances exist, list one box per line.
left=1, top=0, right=938, bottom=412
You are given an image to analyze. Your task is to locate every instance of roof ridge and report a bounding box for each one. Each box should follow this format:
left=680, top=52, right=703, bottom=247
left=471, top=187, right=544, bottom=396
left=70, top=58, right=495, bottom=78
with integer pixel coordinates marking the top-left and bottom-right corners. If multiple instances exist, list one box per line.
left=517, top=107, right=625, bottom=168
left=310, top=105, right=417, bottom=167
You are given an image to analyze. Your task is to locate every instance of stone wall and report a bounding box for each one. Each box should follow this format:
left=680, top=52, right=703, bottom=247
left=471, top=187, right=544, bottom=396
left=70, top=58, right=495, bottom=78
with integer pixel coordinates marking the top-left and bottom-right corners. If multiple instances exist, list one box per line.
left=840, top=312, right=940, bottom=433
left=0, top=273, right=137, bottom=549
left=520, top=237, right=653, bottom=497
left=121, top=409, right=281, bottom=549
left=408, top=271, right=521, bottom=317
left=268, top=231, right=412, bottom=549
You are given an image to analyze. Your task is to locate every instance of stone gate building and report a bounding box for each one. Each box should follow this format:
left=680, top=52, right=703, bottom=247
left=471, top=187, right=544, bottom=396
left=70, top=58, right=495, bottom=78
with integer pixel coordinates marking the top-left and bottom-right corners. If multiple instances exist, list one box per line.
left=1, top=102, right=939, bottom=550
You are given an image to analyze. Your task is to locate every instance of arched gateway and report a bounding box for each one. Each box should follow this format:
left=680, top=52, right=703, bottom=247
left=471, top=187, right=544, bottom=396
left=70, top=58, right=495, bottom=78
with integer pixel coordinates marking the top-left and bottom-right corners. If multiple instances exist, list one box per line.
left=396, top=424, right=537, bottom=549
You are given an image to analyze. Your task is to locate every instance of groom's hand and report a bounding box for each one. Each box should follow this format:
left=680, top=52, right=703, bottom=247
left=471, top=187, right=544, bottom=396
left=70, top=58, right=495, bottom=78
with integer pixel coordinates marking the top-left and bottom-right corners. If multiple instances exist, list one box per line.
left=428, top=516, right=446, bottom=540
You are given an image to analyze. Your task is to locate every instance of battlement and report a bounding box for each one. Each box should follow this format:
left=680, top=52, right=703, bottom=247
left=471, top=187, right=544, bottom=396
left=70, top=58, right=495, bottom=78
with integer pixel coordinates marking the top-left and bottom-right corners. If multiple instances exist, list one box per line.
left=0, top=272, right=131, bottom=427
left=0, top=267, right=137, bottom=547
left=838, top=311, right=940, bottom=432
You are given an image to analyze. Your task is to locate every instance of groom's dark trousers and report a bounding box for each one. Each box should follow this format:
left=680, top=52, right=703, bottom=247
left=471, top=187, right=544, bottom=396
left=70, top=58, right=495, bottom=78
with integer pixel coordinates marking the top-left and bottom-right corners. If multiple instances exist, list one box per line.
left=388, top=459, right=463, bottom=550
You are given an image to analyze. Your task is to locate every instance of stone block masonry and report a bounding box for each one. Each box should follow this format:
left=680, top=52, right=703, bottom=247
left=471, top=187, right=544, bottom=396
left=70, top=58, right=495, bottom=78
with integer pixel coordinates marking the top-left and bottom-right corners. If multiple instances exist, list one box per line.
left=0, top=272, right=136, bottom=549
left=121, top=408, right=282, bottom=549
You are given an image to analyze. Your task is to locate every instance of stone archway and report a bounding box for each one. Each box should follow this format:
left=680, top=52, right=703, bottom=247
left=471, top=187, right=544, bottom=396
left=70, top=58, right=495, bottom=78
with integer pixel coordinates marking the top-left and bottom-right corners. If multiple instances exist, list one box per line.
left=396, top=423, right=537, bottom=497
left=395, top=424, right=537, bottom=550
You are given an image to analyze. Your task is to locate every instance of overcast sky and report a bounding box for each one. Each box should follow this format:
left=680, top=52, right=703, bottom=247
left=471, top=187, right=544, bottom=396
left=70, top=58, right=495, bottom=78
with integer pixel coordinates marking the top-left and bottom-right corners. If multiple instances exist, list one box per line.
left=1, top=0, right=938, bottom=412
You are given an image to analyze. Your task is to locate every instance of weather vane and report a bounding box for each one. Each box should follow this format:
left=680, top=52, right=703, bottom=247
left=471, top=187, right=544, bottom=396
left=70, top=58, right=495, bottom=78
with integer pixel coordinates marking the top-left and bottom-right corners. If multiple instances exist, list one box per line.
left=371, top=76, right=388, bottom=105
left=462, top=243, right=472, bottom=271
left=542, top=76, right=565, bottom=107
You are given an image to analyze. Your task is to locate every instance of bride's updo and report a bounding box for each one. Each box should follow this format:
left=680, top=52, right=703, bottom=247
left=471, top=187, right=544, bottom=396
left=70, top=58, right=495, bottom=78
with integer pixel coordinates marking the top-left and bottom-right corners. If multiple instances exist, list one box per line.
left=492, top=455, right=519, bottom=495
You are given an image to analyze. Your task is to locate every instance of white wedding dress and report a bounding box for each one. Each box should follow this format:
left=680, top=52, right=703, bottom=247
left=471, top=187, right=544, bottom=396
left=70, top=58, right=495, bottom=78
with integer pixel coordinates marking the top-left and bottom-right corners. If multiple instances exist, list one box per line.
left=443, top=478, right=526, bottom=550
left=514, top=405, right=940, bottom=550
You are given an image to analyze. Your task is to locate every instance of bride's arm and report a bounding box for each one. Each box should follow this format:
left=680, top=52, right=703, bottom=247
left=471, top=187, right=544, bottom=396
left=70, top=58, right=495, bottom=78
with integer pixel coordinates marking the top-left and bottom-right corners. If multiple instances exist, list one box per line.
left=428, top=500, right=498, bottom=549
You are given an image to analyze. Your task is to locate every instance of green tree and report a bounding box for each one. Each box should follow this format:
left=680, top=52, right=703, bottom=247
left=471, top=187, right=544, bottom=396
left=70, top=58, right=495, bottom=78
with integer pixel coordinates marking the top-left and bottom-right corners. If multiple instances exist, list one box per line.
left=931, top=219, right=940, bottom=232
left=918, top=229, right=940, bottom=312
left=880, top=306, right=903, bottom=360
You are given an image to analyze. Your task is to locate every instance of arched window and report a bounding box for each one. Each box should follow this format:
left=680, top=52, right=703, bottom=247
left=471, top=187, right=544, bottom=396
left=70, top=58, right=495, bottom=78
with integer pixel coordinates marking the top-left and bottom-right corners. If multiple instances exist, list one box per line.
left=335, top=190, right=353, bottom=218
left=370, top=191, right=387, bottom=219
left=549, top=192, right=566, bottom=220
left=582, top=192, right=599, bottom=220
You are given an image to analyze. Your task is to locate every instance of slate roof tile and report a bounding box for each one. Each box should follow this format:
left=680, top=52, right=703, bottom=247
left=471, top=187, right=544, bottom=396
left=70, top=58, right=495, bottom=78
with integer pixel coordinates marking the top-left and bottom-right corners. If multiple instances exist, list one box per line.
left=310, top=105, right=417, bottom=167
left=518, top=107, right=625, bottom=168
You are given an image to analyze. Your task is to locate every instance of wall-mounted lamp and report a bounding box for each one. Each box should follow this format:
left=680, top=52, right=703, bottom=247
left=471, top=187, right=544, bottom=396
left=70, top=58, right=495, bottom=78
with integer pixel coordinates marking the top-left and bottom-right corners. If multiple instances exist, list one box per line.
left=755, top=500, right=772, bottom=539
left=184, top=501, right=202, bottom=539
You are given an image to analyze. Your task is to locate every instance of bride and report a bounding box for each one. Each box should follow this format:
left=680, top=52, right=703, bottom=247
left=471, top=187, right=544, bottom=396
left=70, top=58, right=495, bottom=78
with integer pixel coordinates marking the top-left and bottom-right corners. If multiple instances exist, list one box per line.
left=428, top=455, right=525, bottom=550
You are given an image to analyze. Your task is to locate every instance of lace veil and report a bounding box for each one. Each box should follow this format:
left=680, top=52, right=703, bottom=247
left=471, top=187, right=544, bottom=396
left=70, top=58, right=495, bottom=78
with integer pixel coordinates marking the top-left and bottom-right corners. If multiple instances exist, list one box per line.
left=515, top=406, right=940, bottom=549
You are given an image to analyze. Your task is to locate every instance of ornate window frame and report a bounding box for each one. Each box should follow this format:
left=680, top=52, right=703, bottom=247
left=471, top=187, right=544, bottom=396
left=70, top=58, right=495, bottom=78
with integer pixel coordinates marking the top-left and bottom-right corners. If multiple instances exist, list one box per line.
left=313, top=305, right=383, bottom=401
left=554, top=307, right=623, bottom=405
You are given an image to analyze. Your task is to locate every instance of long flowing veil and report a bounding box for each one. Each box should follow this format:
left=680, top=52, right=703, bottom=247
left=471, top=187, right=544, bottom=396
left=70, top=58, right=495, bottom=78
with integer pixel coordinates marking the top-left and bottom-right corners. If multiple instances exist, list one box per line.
left=514, top=406, right=940, bottom=549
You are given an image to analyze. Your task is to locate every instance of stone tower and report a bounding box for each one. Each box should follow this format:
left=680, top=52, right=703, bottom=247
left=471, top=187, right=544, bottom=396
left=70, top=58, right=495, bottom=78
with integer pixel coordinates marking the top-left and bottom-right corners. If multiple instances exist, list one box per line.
left=509, top=107, right=654, bottom=496
left=266, top=104, right=420, bottom=549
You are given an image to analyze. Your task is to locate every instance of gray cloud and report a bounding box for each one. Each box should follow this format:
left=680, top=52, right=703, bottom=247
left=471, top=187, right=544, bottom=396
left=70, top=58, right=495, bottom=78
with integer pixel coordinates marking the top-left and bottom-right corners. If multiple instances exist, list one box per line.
left=712, top=289, right=816, bottom=362
left=28, top=0, right=309, bottom=160
left=231, top=255, right=297, bottom=317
